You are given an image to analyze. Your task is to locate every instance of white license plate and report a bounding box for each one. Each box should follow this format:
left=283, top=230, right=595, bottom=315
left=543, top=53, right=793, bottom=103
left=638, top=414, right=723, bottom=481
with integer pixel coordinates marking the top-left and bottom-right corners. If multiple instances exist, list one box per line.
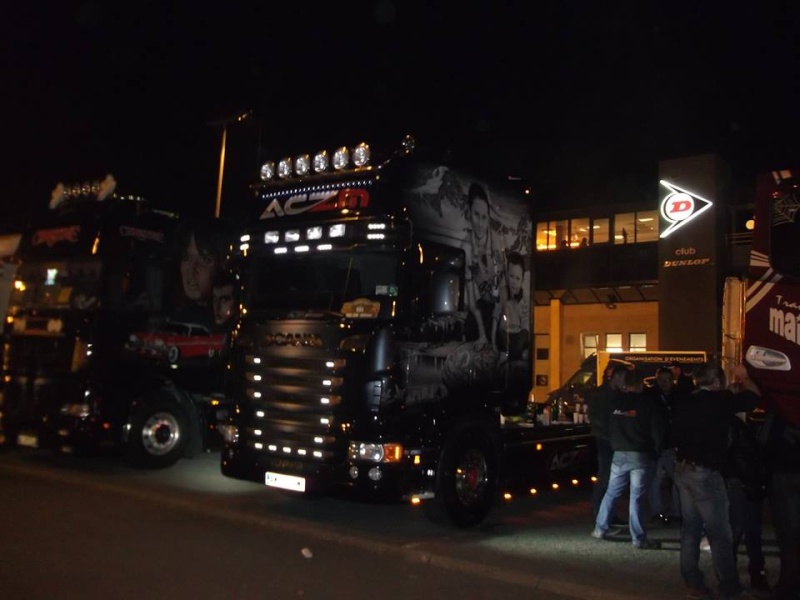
left=17, top=433, right=39, bottom=448
left=264, top=471, right=306, bottom=492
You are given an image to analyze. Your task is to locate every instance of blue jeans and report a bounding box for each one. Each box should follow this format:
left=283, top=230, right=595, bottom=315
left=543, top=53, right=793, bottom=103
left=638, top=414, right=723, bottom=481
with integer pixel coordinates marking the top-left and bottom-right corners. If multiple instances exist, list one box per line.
left=595, top=450, right=652, bottom=545
left=674, top=462, right=742, bottom=596
left=592, top=437, right=613, bottom=517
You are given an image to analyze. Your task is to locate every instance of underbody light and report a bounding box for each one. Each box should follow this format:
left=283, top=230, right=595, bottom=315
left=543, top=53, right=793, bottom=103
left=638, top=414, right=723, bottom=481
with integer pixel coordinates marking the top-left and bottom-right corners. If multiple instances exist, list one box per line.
left=317, top=244, right=332, bottom=251
left=256, top=410, right=265, bottom=418
left=295, top=245, right=309, bottom=253
left=274, top=247, right=288, bottom=254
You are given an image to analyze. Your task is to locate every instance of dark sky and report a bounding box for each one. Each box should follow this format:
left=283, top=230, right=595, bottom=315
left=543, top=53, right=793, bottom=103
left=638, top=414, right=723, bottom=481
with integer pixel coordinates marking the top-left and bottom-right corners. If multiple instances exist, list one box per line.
left=3, top=1, right=799, bottom=231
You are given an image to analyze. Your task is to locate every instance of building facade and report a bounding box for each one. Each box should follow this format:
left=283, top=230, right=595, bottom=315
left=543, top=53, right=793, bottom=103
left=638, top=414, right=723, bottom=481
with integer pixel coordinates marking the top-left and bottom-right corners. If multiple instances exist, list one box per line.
left=532, top=154, right=754, bottom=401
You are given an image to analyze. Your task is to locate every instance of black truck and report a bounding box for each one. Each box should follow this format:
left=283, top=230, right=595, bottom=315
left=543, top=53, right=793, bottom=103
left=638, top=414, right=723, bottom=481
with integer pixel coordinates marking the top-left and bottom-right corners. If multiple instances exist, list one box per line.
left=0, top=176, right=234, bottom=468
left=220, top=138, right=595, bottom=525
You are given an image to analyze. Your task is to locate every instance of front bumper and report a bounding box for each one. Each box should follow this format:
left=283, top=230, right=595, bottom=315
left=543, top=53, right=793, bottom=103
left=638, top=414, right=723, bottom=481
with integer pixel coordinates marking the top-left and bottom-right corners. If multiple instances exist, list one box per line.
left=221, top=442, right=436, bottom=500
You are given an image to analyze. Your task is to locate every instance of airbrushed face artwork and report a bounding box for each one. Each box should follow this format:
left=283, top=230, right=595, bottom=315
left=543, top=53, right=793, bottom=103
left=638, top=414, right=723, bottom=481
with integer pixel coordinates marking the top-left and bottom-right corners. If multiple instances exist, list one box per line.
left=181, top=234, right=217, bottom=303
left=172, top=221, right=236, bottom=331
left=396, top=165, right=532, bottom=409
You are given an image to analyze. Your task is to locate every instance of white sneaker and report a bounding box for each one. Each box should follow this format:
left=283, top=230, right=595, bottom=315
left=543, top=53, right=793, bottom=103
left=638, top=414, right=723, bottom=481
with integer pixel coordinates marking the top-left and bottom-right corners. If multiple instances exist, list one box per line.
left=700, top=536, right=710, bottom=552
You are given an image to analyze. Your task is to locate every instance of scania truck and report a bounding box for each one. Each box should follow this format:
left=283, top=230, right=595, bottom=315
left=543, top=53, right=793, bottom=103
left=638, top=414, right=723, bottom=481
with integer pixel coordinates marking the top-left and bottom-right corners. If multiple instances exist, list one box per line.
left=0, top=177, right=233, bottom=468
left=220, top=137, right=595, bottom=526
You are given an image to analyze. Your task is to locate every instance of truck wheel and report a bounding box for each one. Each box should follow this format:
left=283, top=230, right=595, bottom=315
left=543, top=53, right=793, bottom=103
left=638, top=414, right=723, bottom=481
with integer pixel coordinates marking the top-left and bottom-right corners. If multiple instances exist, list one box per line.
left=127, top=401, right=188, bottom=469
left=426, top=428, right=498, bottom=527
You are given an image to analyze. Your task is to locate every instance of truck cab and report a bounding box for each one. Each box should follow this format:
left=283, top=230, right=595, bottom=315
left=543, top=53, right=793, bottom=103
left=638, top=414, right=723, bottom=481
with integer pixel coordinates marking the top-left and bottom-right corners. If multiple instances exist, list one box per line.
left=0, top=178, right=234, bottom=468
left=221, top=138, right=595, bottom=526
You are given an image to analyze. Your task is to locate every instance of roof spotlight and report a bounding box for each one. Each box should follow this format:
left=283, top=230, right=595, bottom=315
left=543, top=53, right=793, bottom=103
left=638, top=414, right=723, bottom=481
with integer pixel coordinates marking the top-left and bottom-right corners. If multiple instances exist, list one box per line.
left=260, top=161, right=276, bottom=181
left=313, top=151, right=329, bottom=173
left=333, top=147, right=350, bottom=171
left=353, top=143, right=371, bottom=167
left=278, top=158, right=293, bottom=179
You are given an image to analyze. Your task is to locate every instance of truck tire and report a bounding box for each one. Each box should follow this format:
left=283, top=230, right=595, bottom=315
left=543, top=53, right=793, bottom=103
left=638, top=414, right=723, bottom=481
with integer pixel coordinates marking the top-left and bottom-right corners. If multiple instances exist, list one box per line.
left=426, top=427, right=498, bottom=527
left=127, top=400, right=189, bottom=469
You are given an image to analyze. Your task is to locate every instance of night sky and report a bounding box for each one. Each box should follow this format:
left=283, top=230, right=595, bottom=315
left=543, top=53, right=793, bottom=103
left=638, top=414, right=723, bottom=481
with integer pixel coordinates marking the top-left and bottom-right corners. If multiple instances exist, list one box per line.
left=4, top=1, right=799, bottom=232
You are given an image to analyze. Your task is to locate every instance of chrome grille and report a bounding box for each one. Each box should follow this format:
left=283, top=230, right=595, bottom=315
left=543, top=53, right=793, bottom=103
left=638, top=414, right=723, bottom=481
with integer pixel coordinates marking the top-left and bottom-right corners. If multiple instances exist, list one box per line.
left=242, top=353, right=346, bottom=462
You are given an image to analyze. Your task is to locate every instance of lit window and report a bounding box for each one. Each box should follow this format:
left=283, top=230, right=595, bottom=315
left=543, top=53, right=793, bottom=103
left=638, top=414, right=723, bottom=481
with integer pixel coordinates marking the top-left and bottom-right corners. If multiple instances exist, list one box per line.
left=593, top=218, right=610, bottom=244
left=606, top=333, right=623, bottom=353
left=581, top=333, right=598, bottom=359
left=536, top=222, right=554, bottom=251
left=614, top=213, right=635, bottom=245
left=629, top=333, right=647, bottom=352
left=571, top=218, right=590, bottom=248
left=635, top=210, right=658, bottom=242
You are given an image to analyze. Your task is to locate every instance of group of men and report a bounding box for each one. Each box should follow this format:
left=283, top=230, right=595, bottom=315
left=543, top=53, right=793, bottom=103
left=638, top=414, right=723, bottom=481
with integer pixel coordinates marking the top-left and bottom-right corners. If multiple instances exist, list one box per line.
left=587, top=359, right=798, bottom=600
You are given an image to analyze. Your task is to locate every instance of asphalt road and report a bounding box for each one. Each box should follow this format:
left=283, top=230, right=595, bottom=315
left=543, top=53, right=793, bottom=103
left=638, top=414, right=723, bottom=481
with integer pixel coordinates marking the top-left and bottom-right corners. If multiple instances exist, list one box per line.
left=0, top=448, right=781, bottom=600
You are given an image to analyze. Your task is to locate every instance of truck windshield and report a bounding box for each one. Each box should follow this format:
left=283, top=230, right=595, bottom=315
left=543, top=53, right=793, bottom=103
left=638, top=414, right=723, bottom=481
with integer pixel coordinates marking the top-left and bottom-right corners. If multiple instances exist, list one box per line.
left=245, top=250, right=398, bottom=316
left=11, top=259, right=103, bottom=311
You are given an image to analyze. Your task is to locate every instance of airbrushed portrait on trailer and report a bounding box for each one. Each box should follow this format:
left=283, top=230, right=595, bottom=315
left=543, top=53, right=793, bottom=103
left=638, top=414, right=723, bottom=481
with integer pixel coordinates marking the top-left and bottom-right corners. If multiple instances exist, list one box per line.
left=126, top=217, right=237, bottom=366
left=398, top=164, right=532, bottom=407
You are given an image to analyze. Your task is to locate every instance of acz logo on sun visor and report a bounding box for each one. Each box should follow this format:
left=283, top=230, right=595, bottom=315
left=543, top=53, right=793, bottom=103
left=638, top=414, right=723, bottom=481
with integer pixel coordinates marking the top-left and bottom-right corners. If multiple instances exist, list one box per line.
left=659, top=180, right=713, bottom=238
left=260, top=188, right=370, bottom=219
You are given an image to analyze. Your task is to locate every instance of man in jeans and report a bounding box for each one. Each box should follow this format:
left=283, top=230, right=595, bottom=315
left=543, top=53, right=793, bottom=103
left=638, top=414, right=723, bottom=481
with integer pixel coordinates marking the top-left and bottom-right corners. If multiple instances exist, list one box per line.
left=587, top=362, right=628, bottom=519
left=592, top=368, right=666, bottom=549
left=672, top=363, right=761, bottom=600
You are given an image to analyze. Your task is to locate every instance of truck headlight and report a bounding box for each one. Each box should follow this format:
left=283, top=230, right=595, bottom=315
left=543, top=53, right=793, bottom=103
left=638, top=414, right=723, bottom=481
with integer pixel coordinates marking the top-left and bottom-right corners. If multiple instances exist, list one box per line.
left=349, top=442, right=403, bottom=463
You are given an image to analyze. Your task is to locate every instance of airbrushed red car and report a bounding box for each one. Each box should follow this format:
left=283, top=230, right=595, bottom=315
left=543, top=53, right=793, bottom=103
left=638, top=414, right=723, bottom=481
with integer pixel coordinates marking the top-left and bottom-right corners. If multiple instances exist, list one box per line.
left=127, top=321, right=225, bottom=364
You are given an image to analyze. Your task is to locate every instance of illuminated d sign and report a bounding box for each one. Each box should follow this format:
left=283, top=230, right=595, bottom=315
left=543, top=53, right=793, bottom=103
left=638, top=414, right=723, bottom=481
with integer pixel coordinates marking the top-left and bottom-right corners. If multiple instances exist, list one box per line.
left=659, top=180, right=714, bottom=238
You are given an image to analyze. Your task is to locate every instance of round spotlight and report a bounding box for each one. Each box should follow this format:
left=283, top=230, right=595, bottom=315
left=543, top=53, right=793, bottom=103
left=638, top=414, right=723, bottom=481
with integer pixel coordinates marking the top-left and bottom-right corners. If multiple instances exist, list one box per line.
left=313, top=151, right=329, bottom=173
left=295, top=154, right=310, bottom=176
left=260, top=161, right=276, bottom=181
left=333, top=147, right=350, bottom=170
left=278, top=158, right=293, bottom=179
left=352, top=142, right=371, bottom=167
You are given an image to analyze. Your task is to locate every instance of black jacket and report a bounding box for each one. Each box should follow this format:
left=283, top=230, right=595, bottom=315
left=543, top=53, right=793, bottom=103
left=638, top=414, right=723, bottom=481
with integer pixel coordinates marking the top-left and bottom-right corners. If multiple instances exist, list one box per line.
left=609, top=390, right=666, bottom=457
left=587, top=383, right=617, bottom=441
left=673, top=388, right=760, bottom=471
left=724, top=414, right=768, bottom=500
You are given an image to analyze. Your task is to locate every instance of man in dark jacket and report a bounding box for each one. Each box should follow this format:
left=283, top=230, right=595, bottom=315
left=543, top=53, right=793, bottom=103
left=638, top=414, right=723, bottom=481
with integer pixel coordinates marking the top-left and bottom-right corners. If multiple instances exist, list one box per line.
left=648, top=366, right=686, bottom=525
left=672, top=363, right=761, bottom=600
left=592, top=368, right=666, bottom=549
left=587, top=362, right=628, bottom=518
